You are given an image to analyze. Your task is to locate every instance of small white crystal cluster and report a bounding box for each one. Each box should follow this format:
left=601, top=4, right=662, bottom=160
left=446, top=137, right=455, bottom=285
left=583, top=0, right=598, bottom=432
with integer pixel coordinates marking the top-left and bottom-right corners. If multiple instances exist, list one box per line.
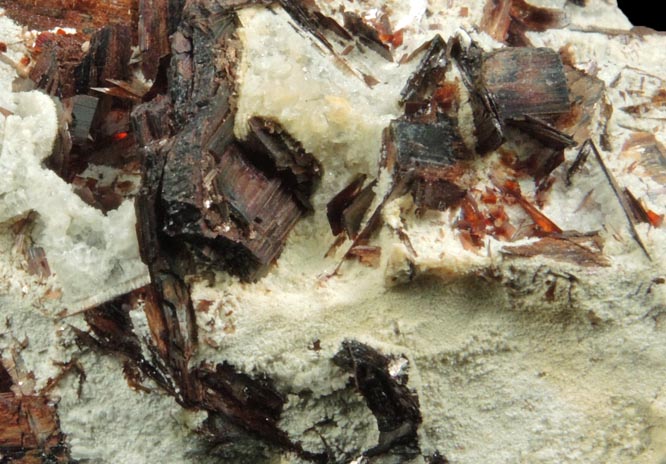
left=0, top=17, right=148, bottom=311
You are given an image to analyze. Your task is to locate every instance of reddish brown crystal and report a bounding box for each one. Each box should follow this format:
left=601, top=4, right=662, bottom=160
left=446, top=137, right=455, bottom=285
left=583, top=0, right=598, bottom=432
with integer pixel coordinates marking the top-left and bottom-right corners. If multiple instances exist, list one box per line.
left=502, top=235, right=610, bottom=267
left=456, top=194, right=487, bottom=249
left=624, top=188, right=664, bottom=228
left=499, top=179, right=563, bottom=235
left=555, top=66, right=605, bottom=143
left=386, top=116, right=468, bottom=170
left=343, top=12, right=393, bottom=62
left=0, top=360, right=71, bottom=462
left=75, top=24, right=133, bottom=93
left=481, top=0, right=565, bottom=45
left=400, top=35, right=448, bottom=104
left=333, top=341, right=421, bottom=457
left=213, top=144, right=303, bottom=268
left=508, top=116, right=575, bottom=150
left=327, top=174, right=368, bottom=236
left=138, top=0, right=177, bottom=81
left=0, top=0, right=138, bottom=40
left=622, top=132, right=666, bottom=185
left=481, top=47, right=570, bottom=120
left=481, top=0, right=513, bottom=42
left=28, top=31, right=87, bottom=97
left=412, top=171, right=466, bottom=212
left=243, top=117, right=322, bottom=212
left=347, top=245, right=382, bottom=267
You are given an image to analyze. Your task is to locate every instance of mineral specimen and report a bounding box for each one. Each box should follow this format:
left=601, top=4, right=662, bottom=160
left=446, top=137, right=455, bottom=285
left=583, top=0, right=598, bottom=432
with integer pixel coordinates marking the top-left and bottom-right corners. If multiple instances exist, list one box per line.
left=1, top=1, right=665, bottom=464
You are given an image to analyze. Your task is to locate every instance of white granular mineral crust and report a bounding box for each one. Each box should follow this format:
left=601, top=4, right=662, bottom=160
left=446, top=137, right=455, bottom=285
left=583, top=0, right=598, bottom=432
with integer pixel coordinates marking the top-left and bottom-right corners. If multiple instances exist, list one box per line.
left=0, top=18, right=149, bottom=312
left=1, top=1, right=665, bottom=463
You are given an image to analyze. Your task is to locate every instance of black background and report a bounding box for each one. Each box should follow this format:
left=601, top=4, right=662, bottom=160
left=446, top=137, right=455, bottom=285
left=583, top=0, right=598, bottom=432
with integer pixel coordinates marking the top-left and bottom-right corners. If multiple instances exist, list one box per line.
left=617, top=1, right=665, bottom=30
